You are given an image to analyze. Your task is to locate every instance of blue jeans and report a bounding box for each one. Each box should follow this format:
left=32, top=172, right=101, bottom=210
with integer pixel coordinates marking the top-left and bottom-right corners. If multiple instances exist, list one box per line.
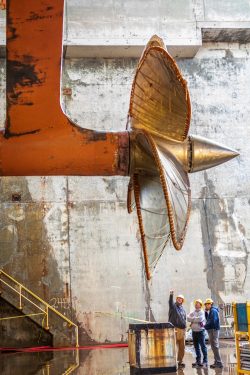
left=192, top=330, right=208, bottom=364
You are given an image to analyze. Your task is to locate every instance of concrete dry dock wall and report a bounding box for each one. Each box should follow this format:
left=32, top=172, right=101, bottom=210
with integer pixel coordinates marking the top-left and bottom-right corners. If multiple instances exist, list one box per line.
left=0, top=45, right=249, bottom=343
left=0, top=1, right=250, bottom=345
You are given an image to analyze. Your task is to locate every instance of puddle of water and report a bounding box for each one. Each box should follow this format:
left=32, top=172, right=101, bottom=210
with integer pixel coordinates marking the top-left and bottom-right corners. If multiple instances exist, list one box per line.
left=0, top=340, right=236, bottom=375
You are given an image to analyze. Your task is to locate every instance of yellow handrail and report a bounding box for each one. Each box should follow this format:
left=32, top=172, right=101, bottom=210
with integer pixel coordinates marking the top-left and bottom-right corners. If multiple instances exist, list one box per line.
left=0, top=278, right=46, bottom=313
left=0, top=269, right=79, bottom=347
left=62, top=350, right=80, bottom=375
left=0, top=312, right=45, bottom=321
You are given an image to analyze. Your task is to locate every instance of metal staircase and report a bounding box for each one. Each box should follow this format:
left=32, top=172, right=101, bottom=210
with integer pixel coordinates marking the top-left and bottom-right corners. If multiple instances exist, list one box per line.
left=0, top=269, right=79, bottom=347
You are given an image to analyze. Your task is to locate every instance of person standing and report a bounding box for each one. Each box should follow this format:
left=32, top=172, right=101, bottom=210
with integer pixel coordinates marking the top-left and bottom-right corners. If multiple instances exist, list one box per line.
left=168, top=290, right=186, bottom=368
left=187, top=299, right=208, bottom=368
left=204, top=298, right=223, bottom=369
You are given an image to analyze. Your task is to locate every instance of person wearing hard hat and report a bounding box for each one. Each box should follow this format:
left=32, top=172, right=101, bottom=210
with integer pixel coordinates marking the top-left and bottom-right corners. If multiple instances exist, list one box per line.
left=169, top=290, right=187, bottom=368
left=187, top=299, right=207, bottom=368
left=204, top=298, right=223, bottom=369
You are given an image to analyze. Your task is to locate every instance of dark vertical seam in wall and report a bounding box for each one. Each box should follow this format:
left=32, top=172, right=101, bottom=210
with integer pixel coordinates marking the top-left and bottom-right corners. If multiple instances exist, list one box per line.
left=64, top=0, right=68, bottom=43
left=66, top=176, right=73, bottom=321
left=203, top=0, right=206, bottom=20
left=139, top=250, right=155, bottom=322
left=203, top=198, right=215, bottom=299
left=63, top=0, right=68, bottom=58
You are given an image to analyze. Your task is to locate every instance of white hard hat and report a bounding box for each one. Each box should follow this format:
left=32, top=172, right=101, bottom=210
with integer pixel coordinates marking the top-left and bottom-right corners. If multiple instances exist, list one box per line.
left=176, top=294, right=185, bottom=302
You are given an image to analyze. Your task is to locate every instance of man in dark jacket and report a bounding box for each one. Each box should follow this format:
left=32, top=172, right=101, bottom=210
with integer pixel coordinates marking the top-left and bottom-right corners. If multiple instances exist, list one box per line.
left=204, top=298, right=223, bottom=369
left=169, top=290, right=186, bottom=368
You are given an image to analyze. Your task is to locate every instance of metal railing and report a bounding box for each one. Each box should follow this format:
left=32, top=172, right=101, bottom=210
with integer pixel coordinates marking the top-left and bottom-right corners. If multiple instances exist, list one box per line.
left=63, top=350, right=80, bottom=375
left=0, top=269, right=79, bottom=347
left=41, top=350, right=79, bottom=375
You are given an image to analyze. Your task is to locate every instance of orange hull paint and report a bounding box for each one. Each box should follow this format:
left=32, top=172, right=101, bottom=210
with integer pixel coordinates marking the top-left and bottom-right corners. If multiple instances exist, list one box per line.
left=1, top=0, right=129, bottom=176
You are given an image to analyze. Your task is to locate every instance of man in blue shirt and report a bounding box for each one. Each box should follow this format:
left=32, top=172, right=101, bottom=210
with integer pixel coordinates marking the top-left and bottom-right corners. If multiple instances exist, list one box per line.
left=204, top=298, right=223, bottom=369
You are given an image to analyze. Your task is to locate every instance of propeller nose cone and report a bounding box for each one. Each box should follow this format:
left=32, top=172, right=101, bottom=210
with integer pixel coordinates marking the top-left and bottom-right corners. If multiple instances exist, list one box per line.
left=189, top=135, right=239, bottom=173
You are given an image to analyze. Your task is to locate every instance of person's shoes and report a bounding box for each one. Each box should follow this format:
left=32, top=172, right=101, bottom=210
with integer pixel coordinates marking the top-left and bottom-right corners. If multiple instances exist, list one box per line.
left=210, top=364, right=216, bottom=369
left=178, top=362, right=185, bottom=368
left=210, top=363, right=223, bottom=369
left=192, top=362, right=202, bottom=368
left=215, top=364, right=223, bottom=369
left=197, top=362, right=207, bottom=368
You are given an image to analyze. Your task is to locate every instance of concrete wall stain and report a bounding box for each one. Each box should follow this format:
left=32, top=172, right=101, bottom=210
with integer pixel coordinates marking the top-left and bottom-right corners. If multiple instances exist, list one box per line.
left=199, top=172, right=248, bottom=305
left=0, top=176, right=93, bottom=346
left=0, top=297, right=53, bottom=347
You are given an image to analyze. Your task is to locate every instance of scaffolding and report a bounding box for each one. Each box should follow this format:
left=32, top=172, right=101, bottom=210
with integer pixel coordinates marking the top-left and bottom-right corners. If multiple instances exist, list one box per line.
left=233, top=302, right=250, bottom=374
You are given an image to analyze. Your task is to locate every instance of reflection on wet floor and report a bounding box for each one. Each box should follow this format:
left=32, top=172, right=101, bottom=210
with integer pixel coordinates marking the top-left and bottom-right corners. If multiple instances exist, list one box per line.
left=0, top=340, right=237, bottom=375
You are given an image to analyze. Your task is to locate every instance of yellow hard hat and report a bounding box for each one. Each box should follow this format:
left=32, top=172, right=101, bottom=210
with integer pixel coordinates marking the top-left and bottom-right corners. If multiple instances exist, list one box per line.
left=176, top=294, right=185, bottom=302
left=195, top=299, right=203, bottom=306
left=204, top=298, right=213, bottom=304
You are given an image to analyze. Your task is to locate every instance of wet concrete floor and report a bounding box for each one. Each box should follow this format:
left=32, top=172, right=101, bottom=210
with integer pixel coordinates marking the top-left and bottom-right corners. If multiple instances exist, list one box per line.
left=0, top=340, right=236, bottom=375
